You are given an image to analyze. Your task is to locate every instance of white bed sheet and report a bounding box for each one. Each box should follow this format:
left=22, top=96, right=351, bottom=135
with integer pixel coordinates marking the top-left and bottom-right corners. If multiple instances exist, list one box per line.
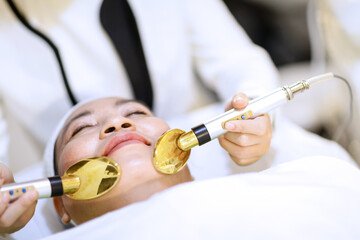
left=39, top=157, right=360, bottom=240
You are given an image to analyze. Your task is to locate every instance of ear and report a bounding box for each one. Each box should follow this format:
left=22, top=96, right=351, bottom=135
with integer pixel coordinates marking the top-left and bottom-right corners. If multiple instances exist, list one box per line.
left=53, top=197, right=71, bottom=224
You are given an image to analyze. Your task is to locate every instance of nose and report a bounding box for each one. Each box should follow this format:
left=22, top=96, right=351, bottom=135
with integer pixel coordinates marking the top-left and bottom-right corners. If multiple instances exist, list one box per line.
left=100, top=116, right=135, bottom=139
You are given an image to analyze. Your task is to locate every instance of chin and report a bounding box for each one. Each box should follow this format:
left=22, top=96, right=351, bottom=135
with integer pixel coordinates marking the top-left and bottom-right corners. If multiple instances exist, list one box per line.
left=108, top=144, right=154, bottom=166
left=109, top=147, right=161, bottom=182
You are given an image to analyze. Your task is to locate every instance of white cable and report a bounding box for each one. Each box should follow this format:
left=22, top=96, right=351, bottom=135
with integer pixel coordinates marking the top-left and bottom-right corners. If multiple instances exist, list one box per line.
left=306, top=72, right=334, bottom=86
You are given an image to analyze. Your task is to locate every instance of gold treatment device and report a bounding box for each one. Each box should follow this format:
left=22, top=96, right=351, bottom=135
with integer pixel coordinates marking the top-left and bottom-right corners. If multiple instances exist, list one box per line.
left=153, top=72, right=348, bottom=174
left=1, top=157, right=121, bottom=201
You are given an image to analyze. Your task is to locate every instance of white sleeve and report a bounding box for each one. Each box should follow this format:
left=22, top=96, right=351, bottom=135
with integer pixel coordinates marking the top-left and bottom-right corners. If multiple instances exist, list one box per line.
left=0, top=101, right=9, bottom=166
left=185, top=0, right=280, bottom=100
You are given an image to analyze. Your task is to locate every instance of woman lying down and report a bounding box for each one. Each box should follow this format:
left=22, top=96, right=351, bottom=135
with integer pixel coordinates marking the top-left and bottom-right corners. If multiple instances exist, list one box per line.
left=20, top=97, right=360, bottom=238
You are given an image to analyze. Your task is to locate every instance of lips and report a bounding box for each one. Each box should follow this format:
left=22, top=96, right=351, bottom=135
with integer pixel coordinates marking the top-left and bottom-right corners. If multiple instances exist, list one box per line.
left=102, top=133, right=151, bottom=157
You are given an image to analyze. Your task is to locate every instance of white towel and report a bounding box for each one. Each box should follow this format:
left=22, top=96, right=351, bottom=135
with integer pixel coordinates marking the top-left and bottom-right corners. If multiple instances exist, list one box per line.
left=39, top=156, right=360, bottom=240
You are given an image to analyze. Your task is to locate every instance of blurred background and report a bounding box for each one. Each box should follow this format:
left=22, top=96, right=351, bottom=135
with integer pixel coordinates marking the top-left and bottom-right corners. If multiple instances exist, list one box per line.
left=222, top=0, right=360, bottom=164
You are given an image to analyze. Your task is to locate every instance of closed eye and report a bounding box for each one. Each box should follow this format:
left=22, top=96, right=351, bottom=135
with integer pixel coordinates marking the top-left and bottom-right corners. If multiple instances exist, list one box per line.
left=126, top=111, right=147, bottom=117
left=71, top=124, right=93, bottom=138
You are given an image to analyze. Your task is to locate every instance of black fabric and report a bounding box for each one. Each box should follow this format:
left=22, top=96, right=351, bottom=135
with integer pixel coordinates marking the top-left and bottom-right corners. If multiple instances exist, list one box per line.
left=100, top=0, right=153, bottom=109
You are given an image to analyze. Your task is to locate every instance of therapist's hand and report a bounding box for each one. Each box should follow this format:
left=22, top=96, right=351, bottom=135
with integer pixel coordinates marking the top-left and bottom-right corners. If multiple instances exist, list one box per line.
left=0, top=163, right=38, bottom=234
left=218, top=93, right=272, bottom=166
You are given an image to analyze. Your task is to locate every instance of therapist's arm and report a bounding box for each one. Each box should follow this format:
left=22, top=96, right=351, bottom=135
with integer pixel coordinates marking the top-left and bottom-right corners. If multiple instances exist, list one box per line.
left=188, top=0, right=279, bottom=102
left=218, top=93, right=272, bottom=165
left=0, top=162, right=38, bottom=234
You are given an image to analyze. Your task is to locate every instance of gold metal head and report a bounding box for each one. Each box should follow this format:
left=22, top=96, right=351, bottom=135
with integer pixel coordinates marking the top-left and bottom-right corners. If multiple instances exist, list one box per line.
left=153, top=129, right=191, bottom=174
left=177, top=130, right=199, bottom=151
left=64, top=156, right=121, bottom=200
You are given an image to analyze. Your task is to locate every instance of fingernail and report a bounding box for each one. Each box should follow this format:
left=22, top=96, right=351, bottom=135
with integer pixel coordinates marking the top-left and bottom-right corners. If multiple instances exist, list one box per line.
left=234, top=96, right=244, bottom=103
left=225, top=122, right=235, bottom=130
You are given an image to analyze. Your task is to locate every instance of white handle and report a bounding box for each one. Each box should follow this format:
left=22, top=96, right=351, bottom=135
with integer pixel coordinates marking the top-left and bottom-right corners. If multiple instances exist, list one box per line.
left=204, top=88, right=288, bottom=139
left=1, top=179, right=52, bottom=201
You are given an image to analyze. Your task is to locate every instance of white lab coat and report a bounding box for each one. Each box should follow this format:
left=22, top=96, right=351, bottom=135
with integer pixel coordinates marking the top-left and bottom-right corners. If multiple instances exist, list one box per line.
left=0, top=0, right=278, bottom=165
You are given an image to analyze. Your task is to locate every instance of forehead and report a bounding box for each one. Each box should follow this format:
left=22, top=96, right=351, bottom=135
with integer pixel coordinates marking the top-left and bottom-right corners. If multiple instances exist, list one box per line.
left=67, top=97, right=123, bottom=119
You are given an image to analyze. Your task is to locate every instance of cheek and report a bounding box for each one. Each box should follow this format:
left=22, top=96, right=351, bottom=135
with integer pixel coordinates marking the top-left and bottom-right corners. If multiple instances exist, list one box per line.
left=59, top=136, right=100, bottom=174
left=137, top=118, right=169, bottom=141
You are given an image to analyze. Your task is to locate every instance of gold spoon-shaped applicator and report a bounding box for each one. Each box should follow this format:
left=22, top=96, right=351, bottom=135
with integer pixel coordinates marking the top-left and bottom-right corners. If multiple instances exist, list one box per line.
left=1, top=156, right=121, bottom=201
left=153, top=129, right=191, bottom=174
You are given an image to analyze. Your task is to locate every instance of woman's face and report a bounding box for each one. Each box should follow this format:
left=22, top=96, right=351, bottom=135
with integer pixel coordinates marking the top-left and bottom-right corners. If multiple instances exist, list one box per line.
left=55, top=97, right=192, bottom=224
